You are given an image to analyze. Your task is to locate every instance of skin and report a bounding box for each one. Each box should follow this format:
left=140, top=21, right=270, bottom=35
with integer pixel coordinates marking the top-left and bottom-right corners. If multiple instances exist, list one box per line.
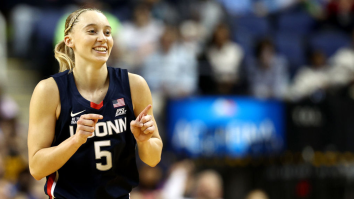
left=28, top=11, right=162, bottom=180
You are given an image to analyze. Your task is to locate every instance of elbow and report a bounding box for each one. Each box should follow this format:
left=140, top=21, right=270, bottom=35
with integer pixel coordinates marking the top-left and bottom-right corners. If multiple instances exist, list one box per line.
left=29, top=166, right=44, bottom=181
left=145, top=157, right=161, bottom=167
left=140, top=139, right=163, bottom=167
left=33, top=176, right=43, bottom=181
left=148, top=162, right=159, bottom=168
left=30, top=172, right=43, bottom=181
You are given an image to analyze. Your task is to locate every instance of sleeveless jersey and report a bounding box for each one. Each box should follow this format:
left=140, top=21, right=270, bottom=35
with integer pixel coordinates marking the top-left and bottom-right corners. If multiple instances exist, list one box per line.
left=45, top=67, right=139, bottom=199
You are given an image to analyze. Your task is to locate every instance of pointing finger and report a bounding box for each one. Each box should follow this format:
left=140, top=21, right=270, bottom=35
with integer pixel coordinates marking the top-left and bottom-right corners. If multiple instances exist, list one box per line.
left=136, top=104, right=152, bottom=121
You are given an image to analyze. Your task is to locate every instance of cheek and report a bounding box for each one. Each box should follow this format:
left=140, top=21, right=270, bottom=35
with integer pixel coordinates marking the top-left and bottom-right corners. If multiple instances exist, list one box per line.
left=108, top=38, right=114, bottom=48
left=76, top=37, right=95, bottom=50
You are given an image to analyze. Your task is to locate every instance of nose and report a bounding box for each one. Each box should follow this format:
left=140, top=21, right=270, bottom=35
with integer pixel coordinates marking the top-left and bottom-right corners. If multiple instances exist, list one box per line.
left=97, top=31, right=107, bottom=43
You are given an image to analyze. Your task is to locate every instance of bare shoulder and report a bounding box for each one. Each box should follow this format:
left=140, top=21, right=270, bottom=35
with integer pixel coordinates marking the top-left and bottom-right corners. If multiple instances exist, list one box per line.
left=128, top=73, right=149, bottom=91
left=128, top=73, right=152, bottom=114
left=34, top=77, right=58, bottom=93
left=33, top=78, right=59, bottom=101
left=30, top=77, right=60, bottom=114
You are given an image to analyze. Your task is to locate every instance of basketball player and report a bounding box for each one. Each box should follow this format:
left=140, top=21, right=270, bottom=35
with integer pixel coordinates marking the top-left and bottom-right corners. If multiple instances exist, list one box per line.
left=27, top=8, right=163, bottom=199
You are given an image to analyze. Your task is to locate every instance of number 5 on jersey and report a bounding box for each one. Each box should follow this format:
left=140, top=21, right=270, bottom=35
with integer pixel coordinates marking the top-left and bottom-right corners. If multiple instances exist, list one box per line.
left=94, top=141, right=112, bottom=171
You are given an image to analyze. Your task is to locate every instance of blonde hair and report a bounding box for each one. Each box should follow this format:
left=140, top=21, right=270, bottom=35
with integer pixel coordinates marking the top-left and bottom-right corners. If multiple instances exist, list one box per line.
left=54, top=8, right=102, bottom=72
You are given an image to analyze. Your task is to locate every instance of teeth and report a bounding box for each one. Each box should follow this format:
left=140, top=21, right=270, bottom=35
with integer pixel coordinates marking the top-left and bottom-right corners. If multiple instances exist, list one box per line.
left=94, top=47, right=107, bottom=52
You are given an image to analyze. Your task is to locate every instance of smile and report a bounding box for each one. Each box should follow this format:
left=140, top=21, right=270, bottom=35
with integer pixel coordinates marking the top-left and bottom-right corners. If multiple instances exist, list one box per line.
left=93, top=47, right=108, bottom=53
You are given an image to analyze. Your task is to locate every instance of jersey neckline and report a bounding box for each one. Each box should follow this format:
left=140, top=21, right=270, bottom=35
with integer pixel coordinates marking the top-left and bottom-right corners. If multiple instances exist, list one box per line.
left=69, top=67, right=115, bottom=111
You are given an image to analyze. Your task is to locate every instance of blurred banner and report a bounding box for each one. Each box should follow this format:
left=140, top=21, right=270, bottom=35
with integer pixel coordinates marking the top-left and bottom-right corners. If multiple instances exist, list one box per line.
left=167, top=97, right=285, bottom=158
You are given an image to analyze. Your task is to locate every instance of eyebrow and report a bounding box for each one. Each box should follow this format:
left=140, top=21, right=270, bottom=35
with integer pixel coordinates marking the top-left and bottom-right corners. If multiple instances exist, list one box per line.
left=83, top=24, right=112, bottom=29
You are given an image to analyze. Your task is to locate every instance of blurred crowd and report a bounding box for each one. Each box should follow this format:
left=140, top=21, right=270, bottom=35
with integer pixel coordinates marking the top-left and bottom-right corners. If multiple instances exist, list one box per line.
left=3, top=0, right=354, bottom=100
left=2, top=0, right=354, bottom=198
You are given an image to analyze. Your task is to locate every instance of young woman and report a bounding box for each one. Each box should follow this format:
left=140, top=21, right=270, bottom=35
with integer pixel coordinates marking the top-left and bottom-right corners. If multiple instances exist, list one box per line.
left=27, top=8, right=163, bottom=199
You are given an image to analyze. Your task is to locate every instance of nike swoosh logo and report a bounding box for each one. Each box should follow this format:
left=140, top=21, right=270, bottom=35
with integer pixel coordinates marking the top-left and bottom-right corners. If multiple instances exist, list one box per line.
left=71, top=110, right=86, bottom=117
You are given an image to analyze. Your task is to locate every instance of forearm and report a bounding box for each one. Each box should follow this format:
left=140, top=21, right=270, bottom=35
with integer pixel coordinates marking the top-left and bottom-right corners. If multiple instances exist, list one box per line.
left=137, top=137, right=163, bottom=167
left=29, top=136, right=82, bottom=180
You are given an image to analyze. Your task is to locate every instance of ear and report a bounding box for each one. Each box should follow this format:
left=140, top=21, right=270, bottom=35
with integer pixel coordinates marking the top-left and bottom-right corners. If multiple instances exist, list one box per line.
left=64, top=35, right=74, bottom=48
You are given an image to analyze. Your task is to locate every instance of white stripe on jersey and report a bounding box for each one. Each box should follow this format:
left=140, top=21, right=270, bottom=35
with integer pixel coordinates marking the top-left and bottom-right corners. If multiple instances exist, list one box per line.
left=51, top=171, right=59, bottom=198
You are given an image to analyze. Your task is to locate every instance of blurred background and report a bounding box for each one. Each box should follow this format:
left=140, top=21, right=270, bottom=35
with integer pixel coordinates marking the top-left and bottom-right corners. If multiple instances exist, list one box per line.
left=3, top=0, right=354, bottom=198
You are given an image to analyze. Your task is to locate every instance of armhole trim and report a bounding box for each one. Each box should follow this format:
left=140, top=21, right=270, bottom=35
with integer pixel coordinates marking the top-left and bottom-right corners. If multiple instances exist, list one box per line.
left=122, top=69, right=136, bottom=120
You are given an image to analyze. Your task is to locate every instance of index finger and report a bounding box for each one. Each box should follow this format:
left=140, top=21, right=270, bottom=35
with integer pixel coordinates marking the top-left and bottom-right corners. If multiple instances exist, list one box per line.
left=136, top=104, right=152, bottom=121
left=81, top=114, right=103, bottom=120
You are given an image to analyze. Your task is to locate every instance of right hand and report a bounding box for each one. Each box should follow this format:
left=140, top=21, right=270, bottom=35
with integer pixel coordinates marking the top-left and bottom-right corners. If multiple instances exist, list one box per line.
left=74, top=114, right=103, bottom=145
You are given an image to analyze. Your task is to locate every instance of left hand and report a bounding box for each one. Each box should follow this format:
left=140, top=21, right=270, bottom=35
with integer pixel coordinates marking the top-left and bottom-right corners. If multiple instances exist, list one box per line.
left=130, top=104, right=156, bottom=143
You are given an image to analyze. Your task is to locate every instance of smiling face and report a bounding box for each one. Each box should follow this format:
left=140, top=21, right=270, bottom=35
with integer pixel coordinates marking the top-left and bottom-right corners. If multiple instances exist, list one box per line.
left=64, top=10, right=113, bottom=65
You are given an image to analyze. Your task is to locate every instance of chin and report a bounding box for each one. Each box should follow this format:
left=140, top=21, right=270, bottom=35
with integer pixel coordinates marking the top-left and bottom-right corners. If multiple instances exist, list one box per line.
left=91, top=56, right=109, bottom=64
left=96, top=59, right=108, bottom=65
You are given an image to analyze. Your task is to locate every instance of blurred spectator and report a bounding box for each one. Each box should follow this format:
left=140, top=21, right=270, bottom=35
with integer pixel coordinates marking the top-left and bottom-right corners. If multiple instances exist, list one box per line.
left=157, top=160, right=224, bottom=199
left=10, top=4, right=40, bottom=58
left=325, top=0, right=354, bottom=32
left=287, top=50, right=330, bottom=100
left=191, top=0, right=225, bottom=41
left=142, top=26, right=197, bottom=98
left=131, top=165, right=163, bottom=199
left=0, top=85, right=19, bottom=122
left=302, top=0, right=327, bottom=19
left=180, top=20, right=206, bottom=56
left=245, top=189, right=269, bottom=199
left=219, top=0, right=297, bottom=16
left=0, top=84, right=24, bottom=197
left=194, top=170, right=223, bottom=199
left=0, top=85, right=20, bottom=162
left=13, top=169, right=36, bottom=199
left=142, top=0, right=179, bottom=24
left=0, top=179, right=11, bottom=199
left=3, top=135, right=27, bottom=183
left=0, top=11, right=6, bottom=81
left=0, top=85, right=20, bottom=157
left=246, top=39, right=289, bottom=99
left=206, top=23, right=244, bottom=94
left=328, top=28, right=354, bottom=86
left=217, top=0, right=253, bottom=15
left=30, top=180, right=47, bottom=199
left=115, top=3, right=164, bottom=71
left=13, top=194, right=28, bottom=199
left=161, top=160, right=195, bottom=199
left=0, top=154, right=4, bottom=176
left=168, top=0, right=224, bottom=37
left=253, top=0, right=298, bottom=16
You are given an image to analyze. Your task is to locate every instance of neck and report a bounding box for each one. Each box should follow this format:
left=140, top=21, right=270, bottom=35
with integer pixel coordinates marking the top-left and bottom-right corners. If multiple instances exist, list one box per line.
left=72, top=58, right=108, bottom=92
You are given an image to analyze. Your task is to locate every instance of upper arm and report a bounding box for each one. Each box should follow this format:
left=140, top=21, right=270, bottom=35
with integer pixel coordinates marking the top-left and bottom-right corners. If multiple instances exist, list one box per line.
left=28, top=78, right=60, bottom=163
left=128, top=73, right=161, bottom=139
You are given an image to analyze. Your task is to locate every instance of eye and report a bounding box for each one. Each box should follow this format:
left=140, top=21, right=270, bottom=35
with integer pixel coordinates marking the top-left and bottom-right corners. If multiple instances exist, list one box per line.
left=88, top=30, right=96, bottom=34
left=105, top=31, right=111, bottom=35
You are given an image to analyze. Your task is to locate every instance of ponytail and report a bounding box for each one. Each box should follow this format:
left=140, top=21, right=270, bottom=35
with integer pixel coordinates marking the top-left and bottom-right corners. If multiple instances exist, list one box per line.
left=54, top=40, right=75, bottom=72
